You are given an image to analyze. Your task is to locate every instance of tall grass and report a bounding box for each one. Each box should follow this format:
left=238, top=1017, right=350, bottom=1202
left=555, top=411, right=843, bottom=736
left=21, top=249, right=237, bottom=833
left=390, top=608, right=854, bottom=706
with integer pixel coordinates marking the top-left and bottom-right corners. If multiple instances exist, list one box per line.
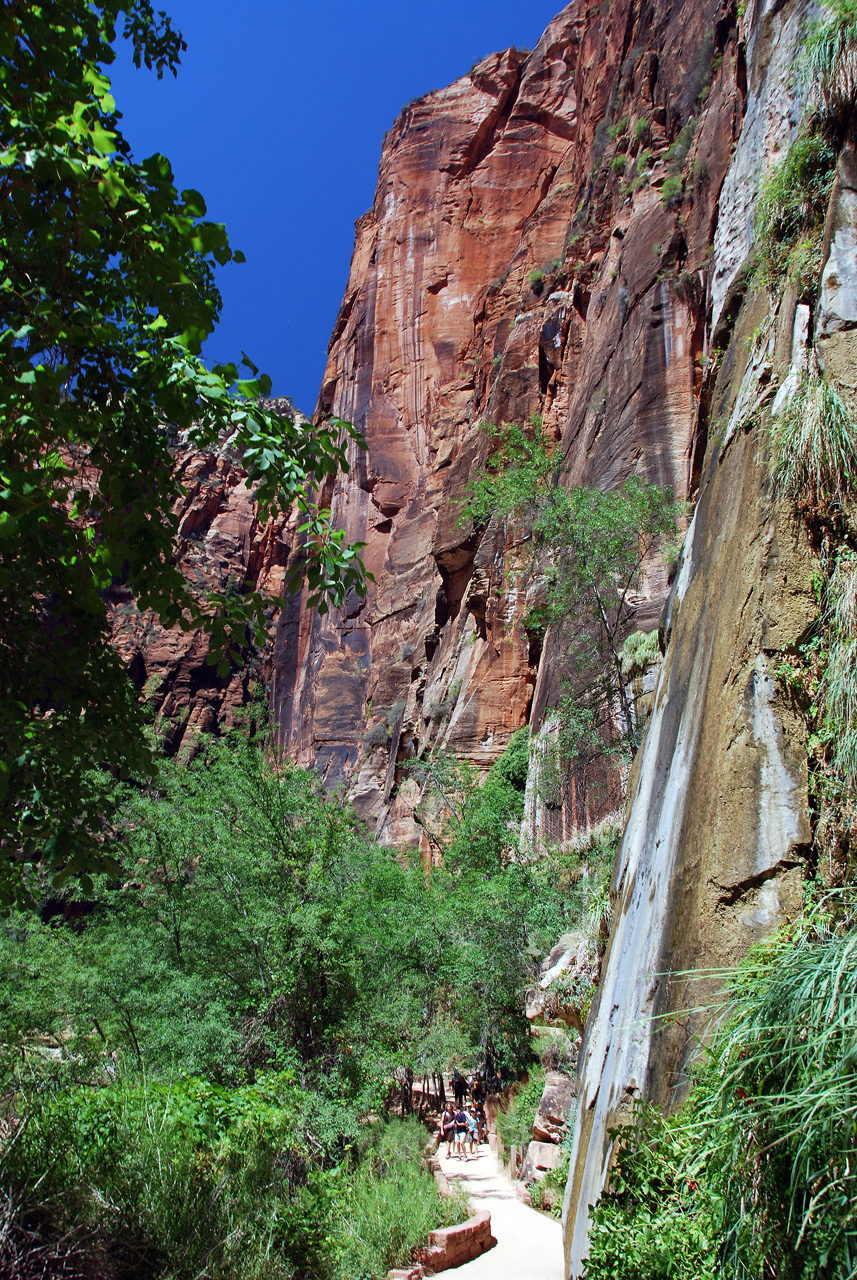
left=802, top=0, right=857, bottom=123
left=824, top=553, right=857, bottom=792
left=754, top=133, right=837, bottom=292
left=585, top=910, right=857, bottom=1280
left=333, top=1118, right=468, bottom=1280
left=0, top=1084, right=463, bottom=1280
left=770, top=364, right=857, bottom=512
left=701, top=913, right=857, bottom=1279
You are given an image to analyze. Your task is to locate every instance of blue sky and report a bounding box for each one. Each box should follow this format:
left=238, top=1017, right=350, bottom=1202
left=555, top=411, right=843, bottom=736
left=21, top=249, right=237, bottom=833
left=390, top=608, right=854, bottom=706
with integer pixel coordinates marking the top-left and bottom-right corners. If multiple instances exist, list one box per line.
left=110, top=1, right=564, bottom=414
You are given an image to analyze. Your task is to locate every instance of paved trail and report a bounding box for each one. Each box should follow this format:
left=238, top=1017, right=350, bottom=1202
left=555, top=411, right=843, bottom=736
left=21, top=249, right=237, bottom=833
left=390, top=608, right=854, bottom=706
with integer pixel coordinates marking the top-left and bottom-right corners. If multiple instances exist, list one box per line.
left=435, top=1141, right=564, bottom=1280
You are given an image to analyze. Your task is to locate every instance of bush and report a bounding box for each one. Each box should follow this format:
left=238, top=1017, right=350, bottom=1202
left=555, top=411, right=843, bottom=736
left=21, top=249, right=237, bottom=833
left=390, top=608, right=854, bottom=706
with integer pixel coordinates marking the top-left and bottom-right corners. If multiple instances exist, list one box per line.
left=0, top=1075, right=319, bottom=1279
left=660, top=173, right=684, bottom=205
left=754, top=132, right=836, bottom=291
left=585, top=907, right=857, bottom=1280
left=496, top=1067, right=546, bottom=1152
left=365, top=721, right=391, bottom=748
left=611, top=153, right=628, bottom=174
left=584, top=1102, right=720, bottom=1280
left=332, top=1117, right=468, bottom=1280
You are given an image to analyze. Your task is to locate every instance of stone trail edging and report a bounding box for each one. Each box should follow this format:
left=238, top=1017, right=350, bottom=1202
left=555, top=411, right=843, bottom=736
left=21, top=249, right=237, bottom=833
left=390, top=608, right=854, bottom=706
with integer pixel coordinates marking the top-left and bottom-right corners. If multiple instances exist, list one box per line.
left=387, top=1209, right=495, bottom=1279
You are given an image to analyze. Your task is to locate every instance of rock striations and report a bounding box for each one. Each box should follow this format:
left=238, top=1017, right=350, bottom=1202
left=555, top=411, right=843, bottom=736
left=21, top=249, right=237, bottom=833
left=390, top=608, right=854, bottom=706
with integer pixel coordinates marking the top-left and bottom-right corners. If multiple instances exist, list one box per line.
left=273, top=0, right=742, bottom=851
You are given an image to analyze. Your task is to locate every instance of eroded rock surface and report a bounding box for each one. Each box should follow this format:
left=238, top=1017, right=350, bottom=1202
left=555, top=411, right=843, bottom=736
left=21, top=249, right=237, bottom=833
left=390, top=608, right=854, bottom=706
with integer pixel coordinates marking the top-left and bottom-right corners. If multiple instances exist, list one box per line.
left=274, top=0, right=741, bottom=844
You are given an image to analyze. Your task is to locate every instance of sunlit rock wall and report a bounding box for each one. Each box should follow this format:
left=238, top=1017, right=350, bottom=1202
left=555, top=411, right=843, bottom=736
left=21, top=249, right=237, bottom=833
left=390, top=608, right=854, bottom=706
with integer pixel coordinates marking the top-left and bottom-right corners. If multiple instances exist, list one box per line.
left=274, top=0, right=741, bottom=850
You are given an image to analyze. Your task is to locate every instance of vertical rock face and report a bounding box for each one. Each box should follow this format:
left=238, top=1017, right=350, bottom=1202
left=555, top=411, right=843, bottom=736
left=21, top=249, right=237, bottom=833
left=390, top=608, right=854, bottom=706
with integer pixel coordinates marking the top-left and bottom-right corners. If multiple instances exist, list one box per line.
left=108, top=401, right=308, bottom=759
left=563, top=1, right=820, bottom=1273
left=274, top=0, right=742, bottom=847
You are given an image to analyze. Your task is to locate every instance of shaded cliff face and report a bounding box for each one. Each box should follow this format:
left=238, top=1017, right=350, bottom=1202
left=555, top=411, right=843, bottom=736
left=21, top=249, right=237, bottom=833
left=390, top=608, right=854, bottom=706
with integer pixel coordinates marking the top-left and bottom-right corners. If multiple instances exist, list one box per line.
left=275, top=0, right=741, bottom=846
left=563, top=0, right=820, bottom=1272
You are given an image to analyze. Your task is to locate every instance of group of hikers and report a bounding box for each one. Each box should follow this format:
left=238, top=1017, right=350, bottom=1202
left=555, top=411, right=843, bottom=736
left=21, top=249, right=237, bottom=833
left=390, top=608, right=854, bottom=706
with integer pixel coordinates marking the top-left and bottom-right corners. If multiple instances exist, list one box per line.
left=436, top=1069, right=492, bottom=1161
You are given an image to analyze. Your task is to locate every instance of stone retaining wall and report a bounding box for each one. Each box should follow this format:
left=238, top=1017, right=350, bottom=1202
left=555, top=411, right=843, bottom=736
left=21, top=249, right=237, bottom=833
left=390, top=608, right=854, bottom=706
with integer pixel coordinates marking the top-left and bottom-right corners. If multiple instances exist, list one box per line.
left=387, top=1209, right=495, bottom=1278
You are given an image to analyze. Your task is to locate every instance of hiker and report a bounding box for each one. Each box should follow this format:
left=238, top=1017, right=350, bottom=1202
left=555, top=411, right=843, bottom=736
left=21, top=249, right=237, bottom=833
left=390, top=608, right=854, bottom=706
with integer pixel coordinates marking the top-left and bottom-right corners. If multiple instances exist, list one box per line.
left=466, top=1106, right=479, bottom=1158
left=471, top=1073, right=484, bottom=1104
left=452, top=1068, right=465, bottom=1107
left=476, top=1102, right=488, bottom=1144
left=439, top=1103, right=456, bottom=1156
left=454, top=1103, right=469, bottom=1159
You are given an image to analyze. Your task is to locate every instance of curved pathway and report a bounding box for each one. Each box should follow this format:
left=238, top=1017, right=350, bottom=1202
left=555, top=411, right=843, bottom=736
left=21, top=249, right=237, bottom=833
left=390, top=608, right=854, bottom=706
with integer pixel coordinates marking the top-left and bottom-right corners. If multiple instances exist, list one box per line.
left=434, top=1141, right=564, bottom=1280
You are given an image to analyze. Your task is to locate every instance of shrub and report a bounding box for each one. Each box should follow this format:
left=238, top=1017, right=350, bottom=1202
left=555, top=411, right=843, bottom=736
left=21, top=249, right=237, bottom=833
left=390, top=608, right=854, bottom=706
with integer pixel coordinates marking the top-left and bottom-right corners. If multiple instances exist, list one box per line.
left=496, top=1067, right=546, bottom=1152
left=585, top=1101, right=720, bottom=1280
left=634, top=116, right=649, bottom=142
left=331, top=1117, right=468, bottom=1280
left=365, top=721, right=391, bottom=748
left=769, top=364, right=857, bottom=512
left=754, top=131, right=836, bottom=291
left=0, top=1075, right=318, bottom=1280
left=529, top=267, right=545, bottom=287
left=611, top=153, right=628, bottom=174
left=608, top=116, right=629, bottom=141
left=660, top=173, right=684, bottom=205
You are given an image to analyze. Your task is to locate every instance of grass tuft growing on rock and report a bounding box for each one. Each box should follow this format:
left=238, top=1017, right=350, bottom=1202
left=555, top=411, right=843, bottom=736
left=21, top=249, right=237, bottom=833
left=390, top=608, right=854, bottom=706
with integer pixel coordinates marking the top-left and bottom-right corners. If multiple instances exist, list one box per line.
left=754, top=132, right=836, bottom=293
left=769, top=364, right=857, bottom=512
left=802, top=0, right=857, bottom=123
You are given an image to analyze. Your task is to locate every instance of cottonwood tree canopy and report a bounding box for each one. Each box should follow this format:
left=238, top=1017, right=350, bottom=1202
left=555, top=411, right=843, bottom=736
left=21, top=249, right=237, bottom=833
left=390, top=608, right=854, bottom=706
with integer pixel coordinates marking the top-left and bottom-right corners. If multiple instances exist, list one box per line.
left=0, top=0, right=368, bottom=901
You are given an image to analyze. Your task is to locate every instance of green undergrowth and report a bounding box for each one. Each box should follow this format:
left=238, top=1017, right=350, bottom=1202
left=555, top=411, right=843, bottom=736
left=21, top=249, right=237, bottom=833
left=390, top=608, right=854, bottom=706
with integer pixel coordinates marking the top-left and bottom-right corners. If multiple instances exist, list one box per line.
left=1, top=1081, right=457, bottom=1280
left=495, top=1066, right=547, bottom=1154
left=584, top=904, right=857, bottom=1280
left=0, top=725, right=585, bottom=1276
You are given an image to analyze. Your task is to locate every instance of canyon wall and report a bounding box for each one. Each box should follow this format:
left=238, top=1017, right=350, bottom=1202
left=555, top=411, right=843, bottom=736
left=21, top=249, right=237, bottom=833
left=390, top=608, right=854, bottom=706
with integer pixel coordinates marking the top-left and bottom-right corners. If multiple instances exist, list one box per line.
left=112, top=1, right=824, bottom=1271
left=273, top=0, right=742, bottom=851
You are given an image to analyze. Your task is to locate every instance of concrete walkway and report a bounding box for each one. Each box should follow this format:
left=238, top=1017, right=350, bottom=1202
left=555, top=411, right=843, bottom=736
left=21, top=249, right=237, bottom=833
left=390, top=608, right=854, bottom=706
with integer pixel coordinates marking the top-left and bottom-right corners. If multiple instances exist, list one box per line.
left=434, top=1140, right=564, bottom=1280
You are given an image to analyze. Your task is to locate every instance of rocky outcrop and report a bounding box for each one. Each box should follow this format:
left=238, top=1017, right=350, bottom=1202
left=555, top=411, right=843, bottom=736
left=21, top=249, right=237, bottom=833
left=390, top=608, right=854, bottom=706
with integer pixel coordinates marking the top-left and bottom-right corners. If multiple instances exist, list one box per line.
left=272, top=0, right=741, bottom=845
left=533, top=1071, right=576, bottom=1145
left=107, top=400, right=307, bottom=758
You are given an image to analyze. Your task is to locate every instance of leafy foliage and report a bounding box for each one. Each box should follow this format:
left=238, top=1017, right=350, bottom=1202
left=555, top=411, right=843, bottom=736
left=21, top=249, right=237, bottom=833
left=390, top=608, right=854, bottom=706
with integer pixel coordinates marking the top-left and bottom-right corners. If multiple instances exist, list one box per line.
left=1, top=1079, right=458, bottom=1280
left=584, top=1101, right=720, bottom=1280
left=463, top=420, right=680, bottom=758
left=495, top=1066, right=546, bottom=1152
left=0, top=1, right=368, bottom=901
left=585, top=904, right=857, bottom=1280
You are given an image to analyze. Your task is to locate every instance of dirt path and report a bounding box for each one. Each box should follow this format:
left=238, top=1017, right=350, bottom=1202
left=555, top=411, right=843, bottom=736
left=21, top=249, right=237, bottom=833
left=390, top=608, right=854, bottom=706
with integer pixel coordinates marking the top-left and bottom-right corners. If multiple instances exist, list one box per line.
left=435, top=1141, right=564, bottom=1280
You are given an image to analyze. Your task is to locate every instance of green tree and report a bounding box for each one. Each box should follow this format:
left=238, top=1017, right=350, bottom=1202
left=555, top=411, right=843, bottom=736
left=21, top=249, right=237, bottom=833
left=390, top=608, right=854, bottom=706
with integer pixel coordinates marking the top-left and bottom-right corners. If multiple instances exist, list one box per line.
left=0, top=1, right=368, bottom=900
left=464, top=420, right=680, bottom=762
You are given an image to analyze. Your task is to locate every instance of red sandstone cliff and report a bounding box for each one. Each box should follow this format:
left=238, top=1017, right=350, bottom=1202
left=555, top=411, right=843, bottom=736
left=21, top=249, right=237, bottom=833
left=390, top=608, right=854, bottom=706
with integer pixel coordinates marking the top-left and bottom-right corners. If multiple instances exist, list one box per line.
left=272, top=0, right=742, bottom=847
